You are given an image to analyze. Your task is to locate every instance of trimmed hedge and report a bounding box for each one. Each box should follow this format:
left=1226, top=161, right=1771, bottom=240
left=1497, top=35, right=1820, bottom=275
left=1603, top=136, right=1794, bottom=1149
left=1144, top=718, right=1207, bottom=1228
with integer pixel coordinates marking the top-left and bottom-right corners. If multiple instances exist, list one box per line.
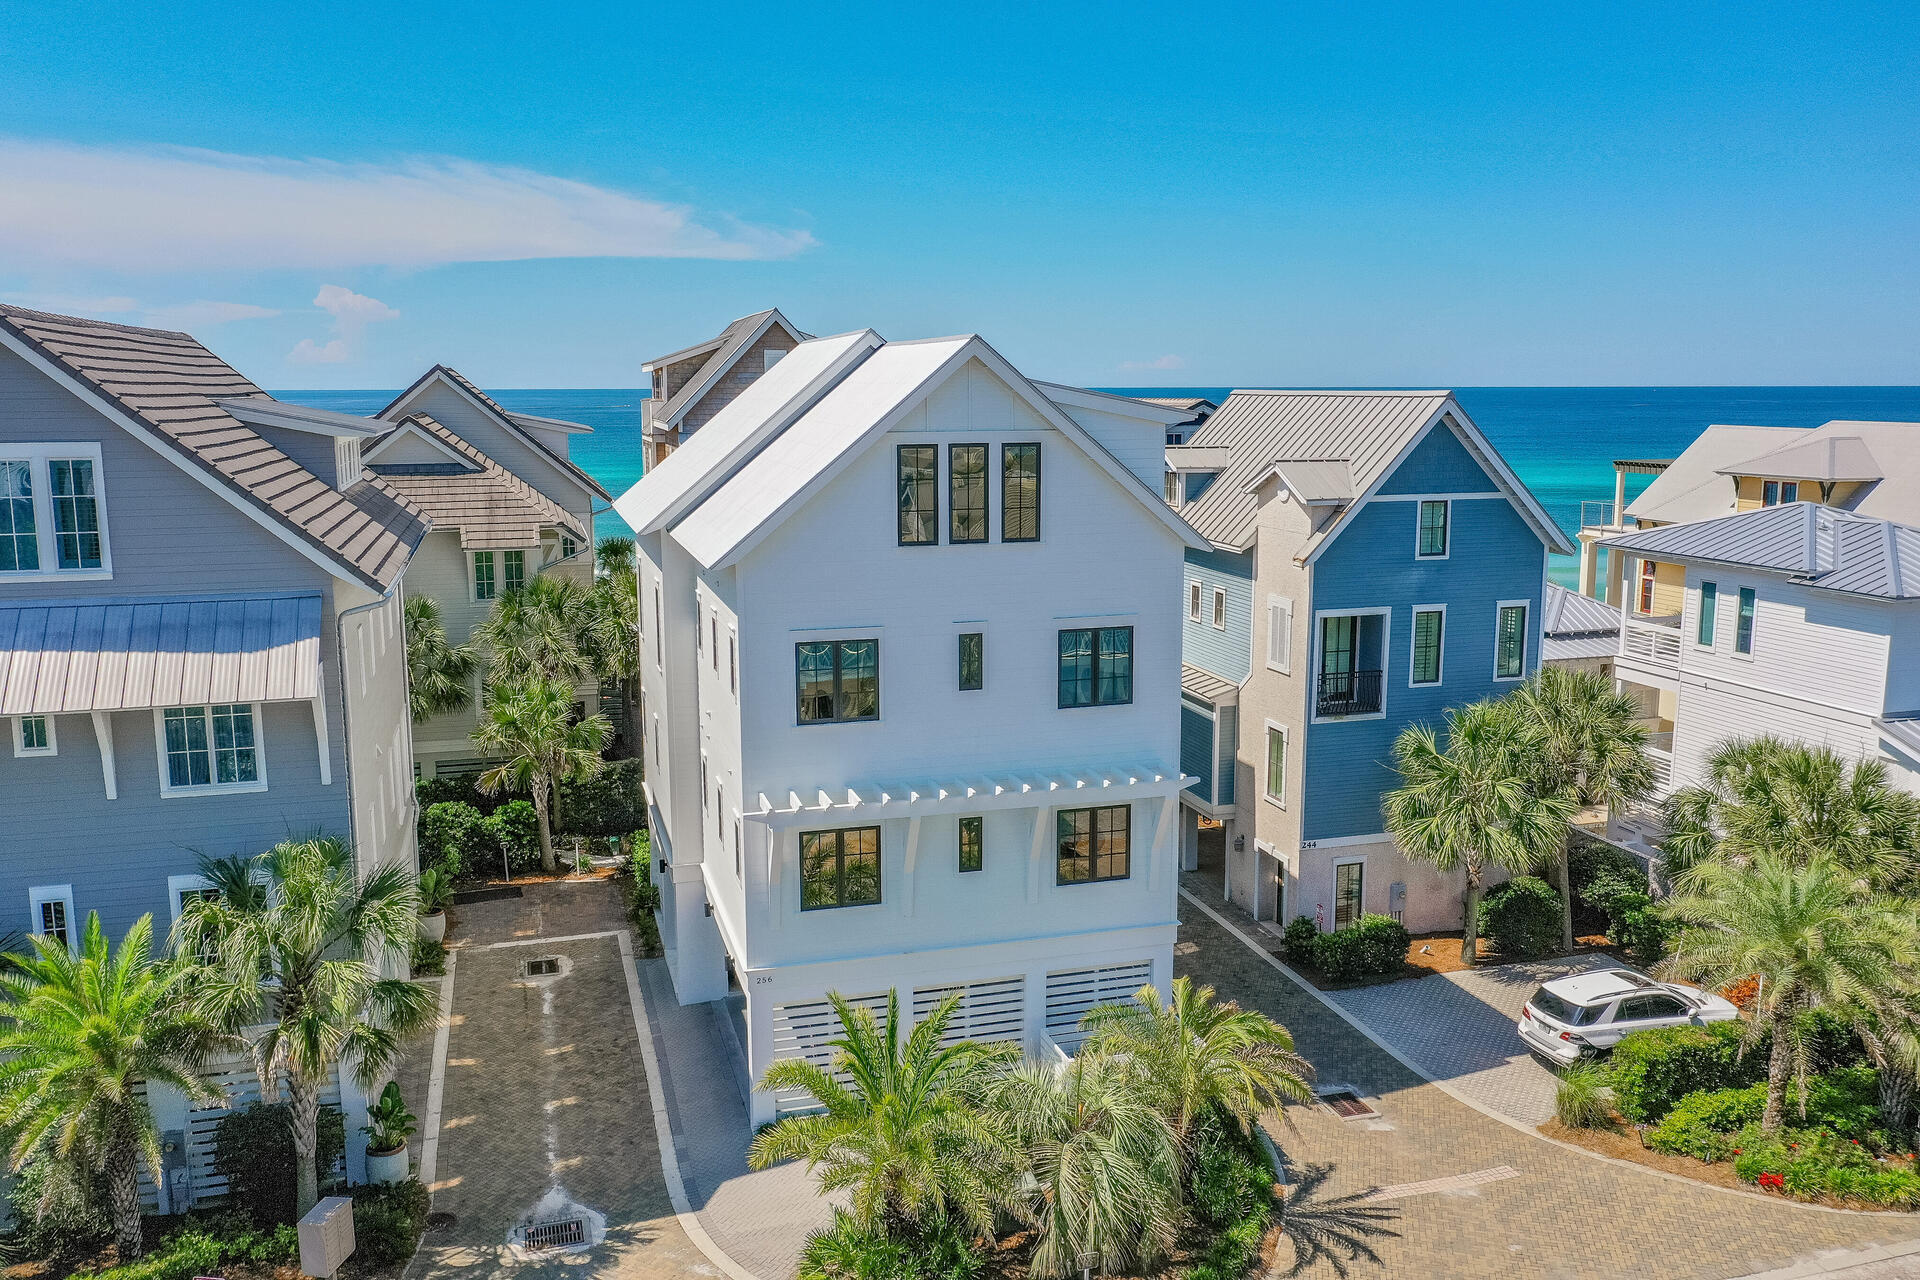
left=557, top=758, right=646, bottom=837
left=417, top=798, right=544, bottom=877
left=1479, top=876, right=1563, bottom=958
left=1567, top=835, right=1648, bottom=932
left=1645, top=1066, right=1890, bottom=1160
left=1282, top=915, right=1320, bottom=956
left=1308, top=914, right=1410, bottom=981
left=351, top=1179, right=430, bottom=1266
left=1608, top=1022, right=1764, bottom=1124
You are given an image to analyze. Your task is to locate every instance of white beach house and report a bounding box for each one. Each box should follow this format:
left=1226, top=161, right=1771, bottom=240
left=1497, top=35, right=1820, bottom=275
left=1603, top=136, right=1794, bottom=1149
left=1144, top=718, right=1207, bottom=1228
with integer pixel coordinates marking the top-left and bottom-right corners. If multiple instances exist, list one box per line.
left=615, top=327, right=1205, bottom=1123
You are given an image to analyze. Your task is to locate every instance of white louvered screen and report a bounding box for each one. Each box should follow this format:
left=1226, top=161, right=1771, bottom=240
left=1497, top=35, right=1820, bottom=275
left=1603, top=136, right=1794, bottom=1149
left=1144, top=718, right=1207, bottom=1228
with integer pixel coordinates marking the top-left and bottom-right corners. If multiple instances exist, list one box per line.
left=136, top=1052, right=343, bottom=1209
left=911, top=976, right=1025, bottom=1048
left=768, top=991, right=891, bottom=1118
left=1044, top=961, right=1153, bottom=1052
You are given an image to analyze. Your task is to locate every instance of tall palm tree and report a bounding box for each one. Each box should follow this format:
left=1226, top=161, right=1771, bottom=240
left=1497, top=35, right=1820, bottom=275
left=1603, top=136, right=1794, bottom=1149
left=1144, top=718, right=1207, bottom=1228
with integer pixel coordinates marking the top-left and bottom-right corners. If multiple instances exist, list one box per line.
left=1855, top=1010, right=1920, bottom=1147
left=472, top=573, right=593, bottom=689
left=402, top=594, right=477, bottom=724
left=581, top=538, right=641, bottom=760
left=1662, top=737, right=1920, bottom=889
left=992, top=1052, right=1182, bottom=1279
left=748, top=990, right=1017, bottom=1242
left=1080, top=976, right=1311, bottom=1155
left=0, top=914, right=223, bottom=1259
left=1385, top=699, right=1577, bottom=964
left=175, top=839, right=434, bottom=1217
left=1513, top=666, right=1657, bottom=951
left=1657, top=853, right=1918, bottom=1132
left=474, top=678, right=610, bottom=872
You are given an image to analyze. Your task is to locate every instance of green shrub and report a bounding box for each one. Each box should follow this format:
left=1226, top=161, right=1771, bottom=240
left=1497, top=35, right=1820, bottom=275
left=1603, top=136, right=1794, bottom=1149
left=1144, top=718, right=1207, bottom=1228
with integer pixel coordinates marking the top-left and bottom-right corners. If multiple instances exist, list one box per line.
left=1553, top=1061, right=1615, bottom=1129
left=411, top=933, right=448, bottom=976
left=1568, top=836, right=1647, bottom=929
left=1282, top=915, right=1319, bottom=955
left=796, top=1208, right=983, bottom=1280
left=1605, top=892, right=1676, bottom=966
left=6, top=1147, right=109, bottom=1259
left=624, top=843, right=663, bottom=956
left=74, top=1230, right=222, bottom=1280
left=1187, top=1202, right=1272, bottom=1280
left=211, top=1102, right=346, bottom=1225
left=351, top=1179, right=431, bottom=1266
left=489, top=799, right=542, bottom=873
left=1480, top=876, right=1564, bottom=958
left=1188, top=1113, right=1276, bottom=1229
left=557, top=758, right=647, bottom=838
left=417, top=801, right=500, bottom=879
left=1308, top=914, right=1409, bottom=980
left=1730, top=1128, right=1920, bottom=1207
left=1608, top=1022, right=1762, bottom=1124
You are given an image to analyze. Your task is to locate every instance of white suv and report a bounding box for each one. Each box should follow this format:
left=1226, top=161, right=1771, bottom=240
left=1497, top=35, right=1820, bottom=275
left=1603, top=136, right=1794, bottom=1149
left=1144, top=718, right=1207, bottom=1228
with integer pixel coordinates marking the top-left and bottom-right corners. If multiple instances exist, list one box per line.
left=1518, top=968, right=1740, bottom=1065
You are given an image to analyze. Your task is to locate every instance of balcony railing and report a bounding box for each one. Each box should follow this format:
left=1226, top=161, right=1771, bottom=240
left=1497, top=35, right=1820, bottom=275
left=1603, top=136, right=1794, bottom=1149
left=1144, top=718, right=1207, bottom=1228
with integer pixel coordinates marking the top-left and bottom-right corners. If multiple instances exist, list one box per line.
left=1644, top=731, right=1675, bottom=793
left=1316, top=668, right=1384, bottom=719
left=1581, top=499, right=1624, bottom=531
left=1621, top=618, right=1682, bottom=668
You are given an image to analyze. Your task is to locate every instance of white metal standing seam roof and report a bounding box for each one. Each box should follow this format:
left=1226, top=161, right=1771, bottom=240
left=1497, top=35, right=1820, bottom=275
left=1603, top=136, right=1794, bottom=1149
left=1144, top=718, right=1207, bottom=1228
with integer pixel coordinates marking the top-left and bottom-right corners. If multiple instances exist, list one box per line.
left=1618, top=422, right=1920, bottom=528
left=669, top=337, right=976, bottom=568
left=1541, top=584, right=1621, bottom=663
left=1608, top=504, right=1920, bottom=599
left=613, top=330, right=882, bottom=536
left=0, top=594, right=323, bottom=715
left=1716, top=434, right=1881, bottom=484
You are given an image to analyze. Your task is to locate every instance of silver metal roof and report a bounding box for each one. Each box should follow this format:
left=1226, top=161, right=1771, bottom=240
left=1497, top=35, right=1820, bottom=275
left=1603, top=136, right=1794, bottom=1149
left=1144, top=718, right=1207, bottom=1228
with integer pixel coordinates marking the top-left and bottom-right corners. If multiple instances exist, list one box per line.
left=1181, top=663, right=1239, bottom=706
left=1608, top=504, right=1920, bottom=599
left=0, top=594, right=322, bottom=715
left=1250, top=459, right=1354, bottom=505
left=1716, top=434, right=1882, bottom=483
left=1542, top=584, right=1620, bottom=637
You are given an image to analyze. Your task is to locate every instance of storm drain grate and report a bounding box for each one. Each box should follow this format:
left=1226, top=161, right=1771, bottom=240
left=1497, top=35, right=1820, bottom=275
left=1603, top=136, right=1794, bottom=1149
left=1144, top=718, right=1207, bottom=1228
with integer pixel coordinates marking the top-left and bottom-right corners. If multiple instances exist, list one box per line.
left=523, top=956, right=561, bottom=978
left=1317, top=1088, right=1379, bottom=1120
left=523, top=1218, right=586, bottom=1252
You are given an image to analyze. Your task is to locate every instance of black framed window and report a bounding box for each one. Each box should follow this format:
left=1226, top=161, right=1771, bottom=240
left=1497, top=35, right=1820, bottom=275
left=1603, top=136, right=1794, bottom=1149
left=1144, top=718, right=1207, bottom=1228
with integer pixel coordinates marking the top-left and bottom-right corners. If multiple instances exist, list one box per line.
left=1057, top=805, right=1130, bottom=884
left=898, top=445, right=937, bottom=545
left=958, top=816, right=983, bottom=872
left=1417, top=500, right=1449, bottom=557
left=1002, top=443, right=1040, bottom=542
left=1057, top=626, right=1133, bottom=708
left=796, top=639, right=880, bottom=723
left=800, top=826, right=881, bottom=910
left=957, top=631, right=984, bottom=690
left=1411, top=609, right=1444, bottom=685
left=1495, top=604, right=1528, bottom=679
left=950, top=444, right=987, bottom=543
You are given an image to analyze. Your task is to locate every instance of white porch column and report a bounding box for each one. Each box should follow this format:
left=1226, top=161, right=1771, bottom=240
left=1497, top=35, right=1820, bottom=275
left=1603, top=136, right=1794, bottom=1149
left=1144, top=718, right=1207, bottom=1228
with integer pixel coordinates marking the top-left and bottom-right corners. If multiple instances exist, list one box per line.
left=90, top=711, right=117, bottom=800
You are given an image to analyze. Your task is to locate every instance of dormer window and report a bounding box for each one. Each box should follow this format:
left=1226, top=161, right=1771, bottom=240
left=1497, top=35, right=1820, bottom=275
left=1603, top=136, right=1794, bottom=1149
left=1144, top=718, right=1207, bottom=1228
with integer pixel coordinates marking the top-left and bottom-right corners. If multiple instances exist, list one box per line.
left=1, top=445, right=109, bottom=577
left=1761, top=480, right=1799, bottom=506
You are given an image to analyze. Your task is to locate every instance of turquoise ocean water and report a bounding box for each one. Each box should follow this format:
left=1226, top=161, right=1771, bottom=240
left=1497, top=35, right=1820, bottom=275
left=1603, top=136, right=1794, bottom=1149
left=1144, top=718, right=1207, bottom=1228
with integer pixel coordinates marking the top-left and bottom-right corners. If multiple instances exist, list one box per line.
left=281, top=386, right=1920, bottom=587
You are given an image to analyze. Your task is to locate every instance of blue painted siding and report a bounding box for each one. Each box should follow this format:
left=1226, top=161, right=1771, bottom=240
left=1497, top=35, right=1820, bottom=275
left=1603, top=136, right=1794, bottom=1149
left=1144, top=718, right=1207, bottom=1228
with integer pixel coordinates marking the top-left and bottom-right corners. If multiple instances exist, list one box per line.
left=1181, top=701, right=1215, bottom=803
left=1373, top=421, right=1496, bottom=495
left=1302, top=495, right=1545, bottom=841
left=1182, top=548, right=1254, bottom=683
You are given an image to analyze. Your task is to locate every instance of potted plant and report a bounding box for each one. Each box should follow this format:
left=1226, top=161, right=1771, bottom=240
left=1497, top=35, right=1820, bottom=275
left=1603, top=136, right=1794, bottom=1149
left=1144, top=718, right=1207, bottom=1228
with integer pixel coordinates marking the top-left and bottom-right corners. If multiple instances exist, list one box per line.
left=417, top=867, right=451, bottom=943
left=363, top=1082, right=417, bottom=1185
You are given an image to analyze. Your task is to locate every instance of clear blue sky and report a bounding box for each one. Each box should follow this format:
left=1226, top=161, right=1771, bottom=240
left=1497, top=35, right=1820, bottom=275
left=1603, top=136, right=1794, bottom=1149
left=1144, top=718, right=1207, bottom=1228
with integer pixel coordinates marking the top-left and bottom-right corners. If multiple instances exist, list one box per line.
left=2, top=2, right=1915, bottom=388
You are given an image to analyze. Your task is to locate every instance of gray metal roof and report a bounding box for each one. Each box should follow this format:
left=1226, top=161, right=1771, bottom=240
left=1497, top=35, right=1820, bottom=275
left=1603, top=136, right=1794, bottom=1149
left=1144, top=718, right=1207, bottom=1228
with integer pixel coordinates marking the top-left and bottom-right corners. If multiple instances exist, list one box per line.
left=0, top=305, right=425, bottom=591
left=1541, top=584, right=1620, bottom=663
left=1608, top=503, right=1920, bottom=598
left=0, top=593, right=322, bottom=715
left=1249, top=459, right=1354, bottom=505
left=1716, top=434, right=1882, bottom=483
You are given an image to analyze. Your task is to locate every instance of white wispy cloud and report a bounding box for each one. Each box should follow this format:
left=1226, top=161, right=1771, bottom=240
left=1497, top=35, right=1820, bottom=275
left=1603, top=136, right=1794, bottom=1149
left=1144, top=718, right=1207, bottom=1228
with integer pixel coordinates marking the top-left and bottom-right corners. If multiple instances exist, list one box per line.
left=1120, top=354, right=1187, bottom=372
left=288, top=285, right=398, bottom=365
left=2, top=292, right=279, bottom=328
left=0, top=138, right=815, bottom=272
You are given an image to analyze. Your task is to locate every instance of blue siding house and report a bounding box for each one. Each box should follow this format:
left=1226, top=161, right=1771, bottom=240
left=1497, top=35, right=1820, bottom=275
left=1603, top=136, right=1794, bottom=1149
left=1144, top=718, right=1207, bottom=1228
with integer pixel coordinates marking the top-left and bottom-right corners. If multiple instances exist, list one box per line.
left=1167, top=391, right=1571, bottom=932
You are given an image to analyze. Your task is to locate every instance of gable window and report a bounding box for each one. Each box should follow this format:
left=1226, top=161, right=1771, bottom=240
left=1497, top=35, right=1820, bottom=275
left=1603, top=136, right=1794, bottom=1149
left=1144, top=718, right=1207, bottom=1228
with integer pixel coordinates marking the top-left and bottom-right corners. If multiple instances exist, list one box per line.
left=0, top=446, right=110, bottom=577
left=958, top=815, right=983, bottom=872
left=1189, top=582, right=1202, bottom=621
left=1001, top=444, right=1040, bottom=542
left=764, top=347, right=788, bottom=370
left=898, top=445, right=938, bottom=545
left=1057, top=804, right=1130, bottom=885
left=1495, top=602, right=1529, bottom=680
left=1212, top=587, right=1226, bottom=629
left=796, top=639, right=880, bottom=723
left=1165, top=472, right=1180, bottom=507
left=1410, top=607, right=1445, bottom=686
left=799, top=825, right=881, bottom=910
left=958, top=631, right=984, bottom=691
left=473, top=551, right=497, bottom=600
left=1735, top=587, right=1756, bottom=655
left=159, top=704, right=263, bottom=794
left=1265, top=725, right=1288, bottom=804
left=949, top=444, right=987, bottom=543
left=1416, top=500, right=1449, bottom=558
left=1266, top=597, right=1292, bottom=672
left=1697, top=581, right=1718, bottom=646
left=503, top=550, right=526, bottom=594
left=1058, top=626, right=1133, bottom=708
left=13, top=715, right=55, bottom=757
left=28, top=886, right=74, bottom=951
left=560, top=534, right=577, bottom=559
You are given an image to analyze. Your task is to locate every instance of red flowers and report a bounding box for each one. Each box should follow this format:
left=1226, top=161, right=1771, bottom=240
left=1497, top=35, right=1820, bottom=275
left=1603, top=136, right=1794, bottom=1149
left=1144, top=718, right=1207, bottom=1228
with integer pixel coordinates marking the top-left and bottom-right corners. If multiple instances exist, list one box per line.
left=1758, top=1172, right=1786, bottom=1191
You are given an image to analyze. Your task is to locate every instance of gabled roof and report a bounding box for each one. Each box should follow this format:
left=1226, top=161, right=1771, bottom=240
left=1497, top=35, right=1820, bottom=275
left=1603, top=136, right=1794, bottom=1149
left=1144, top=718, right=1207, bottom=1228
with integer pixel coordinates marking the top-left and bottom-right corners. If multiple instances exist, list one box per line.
left=645, top=308, right=809, bottom=431
left=379, top=364, right=611, bottom=501
left=1608, top=503, right=1920, bottom=599
left=1624, top=425, right=1801, bottom=526
left=1033, top=382, right=1196, bottom=425
left=657, top=334, right=1209, bottom=570
left=1177, top=390, right=1571, bottom=558
left=1716, top=434, right=1882, bottom=484
left=0, top=305, right=424, bottom=591
left=1138, top=396, right=1218, bottom=414
left=366, top=413, right=584, bottom=550
left=1244, top=459, right=1353, bottom=505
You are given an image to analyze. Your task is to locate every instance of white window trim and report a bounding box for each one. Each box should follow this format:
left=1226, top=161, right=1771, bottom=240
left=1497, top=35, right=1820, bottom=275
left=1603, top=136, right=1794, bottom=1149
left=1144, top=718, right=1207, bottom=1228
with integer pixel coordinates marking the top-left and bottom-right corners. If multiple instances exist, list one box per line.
left=1693, top=580, right=1720, bottom=651
left=1309, top=606, right=1392, bottom=724
left=1408, top=604, right=1446, bottom=687
left=27, top=884, right=75, bottom=952
left=1212, top=587, right=1227, bottom=630
left=1262, top=720, right=1289, bottom=809
left=13, top=713, right=56, bottom=757
left=1265, top=595, right=1293, bottom=674
left=470, top=549, right=497, bottom=602
left=152, top=703, right=270, bottom=798
left=1188, top=581, right=1202, bottom=622
left=1732, top=584, right=1758, bottom=661
left=167, top=874, right=213, bottom=928
left=1331, top=856, right=1366, bottom=931
left=0, top=442, right=113, bottom=581
left=1413, top=498, right=1451, bottom=560
left=1493, top=599, right=1531, bottom=682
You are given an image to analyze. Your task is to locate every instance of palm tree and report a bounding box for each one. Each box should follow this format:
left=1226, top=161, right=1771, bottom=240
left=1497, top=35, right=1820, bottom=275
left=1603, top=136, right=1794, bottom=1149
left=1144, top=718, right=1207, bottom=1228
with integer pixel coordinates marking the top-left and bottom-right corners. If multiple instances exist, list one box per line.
left=402, top=594, right=477, bottom=724
left=1080, top=976, right=1311, bottom=1155
left=175, top=839, right=434, bottom=1217
left=1662, top=737, right=1920, bottom=889
left=1385, top=699, right=1577, bottom=964
left=0, top=914, right=223, bottom=1259
left=474, top=678, right=610, bottom=872
left=581, top=538, right=641, bottom=760
left=1513, top=666, right=1657, bottom=951
left=1657, top=853, right=1918, bottom=1132
left=747, top=990, right=1016, bottom=1242
left=1855, top=1010, right=1920, bottom=1147
left=992, top=1052, right=1182, bottom=1278
left=472, top=573, right=594, bottom=689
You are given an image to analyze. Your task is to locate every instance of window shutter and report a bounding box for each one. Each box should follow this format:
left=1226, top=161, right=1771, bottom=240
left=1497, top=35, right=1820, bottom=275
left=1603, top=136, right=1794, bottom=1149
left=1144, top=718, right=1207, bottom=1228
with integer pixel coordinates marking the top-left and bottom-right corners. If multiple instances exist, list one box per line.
left=1267, top=597, right=1292, bottom=671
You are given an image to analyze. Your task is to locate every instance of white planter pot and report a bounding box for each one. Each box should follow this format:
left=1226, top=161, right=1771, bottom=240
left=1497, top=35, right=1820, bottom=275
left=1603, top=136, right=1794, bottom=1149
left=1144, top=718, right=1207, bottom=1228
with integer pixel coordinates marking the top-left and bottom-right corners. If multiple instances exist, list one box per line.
left=365, top=1145, right=410, bottom=1186
left=420, top=911, right=447, bottom=943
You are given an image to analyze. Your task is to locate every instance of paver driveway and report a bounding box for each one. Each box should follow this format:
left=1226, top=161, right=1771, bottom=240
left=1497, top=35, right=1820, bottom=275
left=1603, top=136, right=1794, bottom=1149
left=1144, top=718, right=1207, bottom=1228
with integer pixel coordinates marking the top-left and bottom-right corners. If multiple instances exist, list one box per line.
left=1176, top=874, right=1920, bottom=1280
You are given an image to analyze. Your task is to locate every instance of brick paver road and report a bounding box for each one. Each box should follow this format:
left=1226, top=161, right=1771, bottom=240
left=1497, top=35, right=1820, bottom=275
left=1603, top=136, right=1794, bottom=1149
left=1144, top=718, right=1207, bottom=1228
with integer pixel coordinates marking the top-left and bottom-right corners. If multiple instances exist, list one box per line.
left=1176, top=874, right=1920, bottom=1280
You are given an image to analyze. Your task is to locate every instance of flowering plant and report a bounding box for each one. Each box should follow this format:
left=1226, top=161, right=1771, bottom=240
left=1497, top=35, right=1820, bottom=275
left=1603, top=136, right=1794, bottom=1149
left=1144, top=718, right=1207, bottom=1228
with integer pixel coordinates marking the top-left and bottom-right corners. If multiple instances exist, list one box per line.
left=1757, top=1172, right=1785, bottom=1191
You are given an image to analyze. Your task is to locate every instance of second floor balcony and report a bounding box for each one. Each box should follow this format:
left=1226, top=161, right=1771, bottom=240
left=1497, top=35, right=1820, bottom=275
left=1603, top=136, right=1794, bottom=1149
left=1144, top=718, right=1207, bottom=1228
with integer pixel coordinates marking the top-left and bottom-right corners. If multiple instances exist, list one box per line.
left=1620, top=612, right=1682, bottom=672
left=1315, top=667, right=1385, bottom=719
